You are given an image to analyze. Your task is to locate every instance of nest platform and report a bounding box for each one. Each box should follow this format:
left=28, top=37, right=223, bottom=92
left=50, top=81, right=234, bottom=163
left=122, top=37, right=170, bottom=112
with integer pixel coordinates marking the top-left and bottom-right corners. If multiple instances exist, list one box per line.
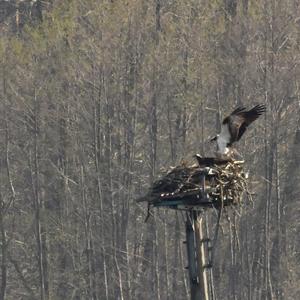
left=137, top=157, right=249, bottom=211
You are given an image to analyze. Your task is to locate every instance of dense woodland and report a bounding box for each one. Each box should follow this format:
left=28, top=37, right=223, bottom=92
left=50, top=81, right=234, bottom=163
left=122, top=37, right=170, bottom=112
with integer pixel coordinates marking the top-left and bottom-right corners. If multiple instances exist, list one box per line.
left=0, top=0, right=299, bottom=299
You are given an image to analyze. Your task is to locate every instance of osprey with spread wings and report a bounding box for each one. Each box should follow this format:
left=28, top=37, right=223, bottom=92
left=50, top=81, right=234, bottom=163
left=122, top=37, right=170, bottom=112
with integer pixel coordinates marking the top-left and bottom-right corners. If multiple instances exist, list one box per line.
left=211, top=104, right=266, bottom=157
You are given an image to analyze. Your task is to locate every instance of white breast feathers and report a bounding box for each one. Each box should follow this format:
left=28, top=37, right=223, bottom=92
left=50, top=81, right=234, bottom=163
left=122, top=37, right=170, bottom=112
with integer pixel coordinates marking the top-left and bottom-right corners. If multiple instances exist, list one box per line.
left=217, top=124, right=231, bottom=154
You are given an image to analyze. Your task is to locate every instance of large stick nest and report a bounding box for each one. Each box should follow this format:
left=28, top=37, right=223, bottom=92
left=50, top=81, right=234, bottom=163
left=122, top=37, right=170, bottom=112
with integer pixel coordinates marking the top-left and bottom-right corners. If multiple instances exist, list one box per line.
left=137, top=158, right=250, bottom=210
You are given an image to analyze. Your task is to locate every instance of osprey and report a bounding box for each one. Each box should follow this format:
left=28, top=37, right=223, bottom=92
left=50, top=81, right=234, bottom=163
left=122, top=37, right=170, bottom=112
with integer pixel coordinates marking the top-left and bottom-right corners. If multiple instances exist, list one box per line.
left=211, top=104, right=266, bottom=157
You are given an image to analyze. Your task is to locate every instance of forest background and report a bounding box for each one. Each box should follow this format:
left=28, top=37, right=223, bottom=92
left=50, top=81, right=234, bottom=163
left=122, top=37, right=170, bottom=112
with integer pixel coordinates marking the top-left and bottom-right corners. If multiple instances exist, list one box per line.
left=0, top=1, right=299, bottom=299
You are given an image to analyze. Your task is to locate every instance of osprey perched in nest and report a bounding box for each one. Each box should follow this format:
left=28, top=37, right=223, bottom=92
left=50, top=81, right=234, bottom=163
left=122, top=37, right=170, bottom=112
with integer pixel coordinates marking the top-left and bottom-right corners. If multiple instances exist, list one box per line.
left=211, top=104, right=266, bottom=158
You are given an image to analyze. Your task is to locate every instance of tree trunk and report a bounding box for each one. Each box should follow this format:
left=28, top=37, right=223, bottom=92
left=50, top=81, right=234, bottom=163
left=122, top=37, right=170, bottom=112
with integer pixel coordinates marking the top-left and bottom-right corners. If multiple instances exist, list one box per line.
left=29, top=89, right=49, bottom=300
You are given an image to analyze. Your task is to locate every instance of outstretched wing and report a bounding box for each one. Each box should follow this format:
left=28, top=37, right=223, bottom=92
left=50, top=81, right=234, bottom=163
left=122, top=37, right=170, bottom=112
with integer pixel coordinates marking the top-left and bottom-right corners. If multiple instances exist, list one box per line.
left=236, top=104, right=266, bottom=140
left=241, top=104, right=266, bottom=124
left=222, top=107, right=246, bottom=145
left=223, top=104, right=266, bottom=144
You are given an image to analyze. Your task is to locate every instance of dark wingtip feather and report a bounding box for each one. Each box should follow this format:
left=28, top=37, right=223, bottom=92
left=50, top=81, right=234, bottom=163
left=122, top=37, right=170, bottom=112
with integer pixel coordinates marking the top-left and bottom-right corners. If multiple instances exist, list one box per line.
left=251, top=104, right=266, bottom=115
left=242, top=104, right=266, bottom=124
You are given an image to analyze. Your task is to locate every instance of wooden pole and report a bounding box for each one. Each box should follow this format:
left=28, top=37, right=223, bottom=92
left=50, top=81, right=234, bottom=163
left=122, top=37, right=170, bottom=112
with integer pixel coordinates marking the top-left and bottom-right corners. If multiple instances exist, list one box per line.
left=185, top=211, right=210, bottom=300
left=186, top=213, right=201, bottom=299
left=194, top=213, right=210, bottom=300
